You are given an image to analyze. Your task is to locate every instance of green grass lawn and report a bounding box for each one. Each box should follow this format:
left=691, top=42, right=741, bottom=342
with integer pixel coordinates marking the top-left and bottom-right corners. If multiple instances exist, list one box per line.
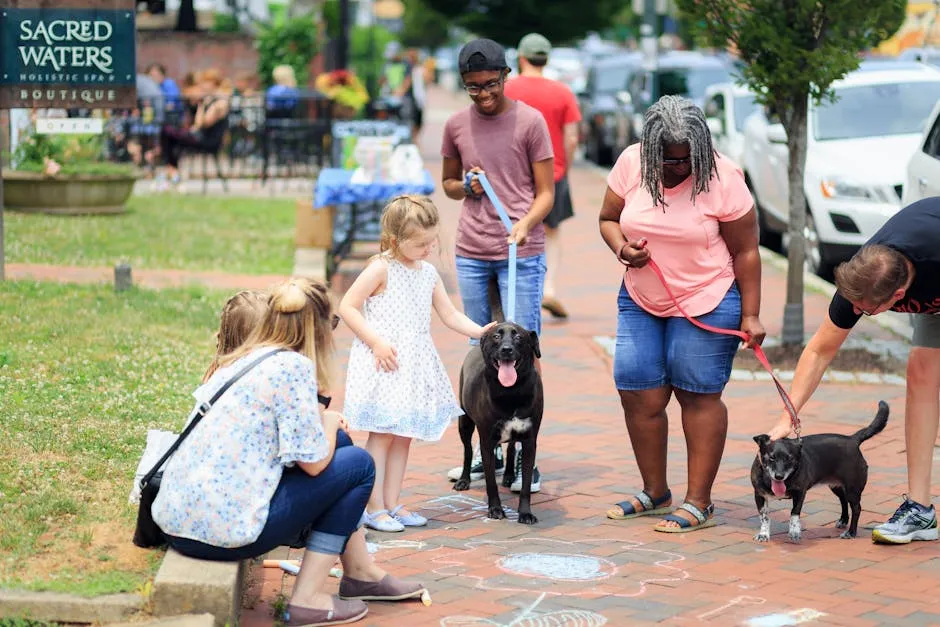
left=0, top=280, right=229, bottom=596
left=5, top=193, right=297, bottom=275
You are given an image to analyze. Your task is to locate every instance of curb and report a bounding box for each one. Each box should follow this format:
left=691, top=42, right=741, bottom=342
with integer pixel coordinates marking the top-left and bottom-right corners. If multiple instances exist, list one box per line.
left=0, top=589, right=141, bottom=623
left=151, top=550, right=247, bottom=627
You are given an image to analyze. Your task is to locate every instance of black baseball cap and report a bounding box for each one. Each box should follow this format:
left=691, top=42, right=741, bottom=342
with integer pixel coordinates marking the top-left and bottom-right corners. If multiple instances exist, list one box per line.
left=458, top=38, right=508, bottom=74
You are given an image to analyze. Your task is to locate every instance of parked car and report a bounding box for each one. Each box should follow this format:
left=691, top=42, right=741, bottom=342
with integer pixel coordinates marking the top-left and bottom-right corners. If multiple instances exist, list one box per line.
left=902, top=99, right=940, bottom=205
left=578, top=52, right=642, bottom=165
left=742, top=64, right=940, bottom=276
left=703, top=82, right=759, bottom=167
left=899, top=46, right=940, bottom=67
left=628, top=51, right=736, bottom=138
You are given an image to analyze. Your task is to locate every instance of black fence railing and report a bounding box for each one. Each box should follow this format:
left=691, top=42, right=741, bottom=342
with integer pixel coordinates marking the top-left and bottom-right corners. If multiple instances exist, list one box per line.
left=102, top=92, right=335, bottom=184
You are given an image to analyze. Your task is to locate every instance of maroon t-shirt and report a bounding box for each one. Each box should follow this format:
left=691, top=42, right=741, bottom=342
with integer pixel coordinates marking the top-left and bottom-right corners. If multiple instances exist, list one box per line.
left=441, top=100, right=554, bottom=261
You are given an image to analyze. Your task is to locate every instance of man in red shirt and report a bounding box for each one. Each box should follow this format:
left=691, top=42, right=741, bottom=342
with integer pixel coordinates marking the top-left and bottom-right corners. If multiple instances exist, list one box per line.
left=504, top=33, right=582, bottom=320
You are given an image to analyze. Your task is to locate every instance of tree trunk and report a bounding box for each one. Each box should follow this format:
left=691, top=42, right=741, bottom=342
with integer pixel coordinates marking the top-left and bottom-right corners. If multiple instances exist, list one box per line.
left=782, top=97, right=809, bottom=346
left=176, top=0, right=198, bottom=31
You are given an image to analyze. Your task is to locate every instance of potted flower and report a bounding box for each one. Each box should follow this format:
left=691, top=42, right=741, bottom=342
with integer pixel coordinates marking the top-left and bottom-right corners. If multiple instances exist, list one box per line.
left=4, top=128, right=140, bottom=215
left=314, top=69, right=370, bottom=118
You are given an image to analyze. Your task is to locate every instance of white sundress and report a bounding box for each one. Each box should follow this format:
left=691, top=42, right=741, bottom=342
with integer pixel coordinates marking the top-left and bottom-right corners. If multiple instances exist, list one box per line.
left=343, top=257, right=463, bottom=441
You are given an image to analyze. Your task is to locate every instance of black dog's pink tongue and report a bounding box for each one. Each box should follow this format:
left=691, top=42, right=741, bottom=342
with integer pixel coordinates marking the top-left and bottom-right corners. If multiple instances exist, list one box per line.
left=771, top=479, right=787, bottom=496
left=497, top=360, right=517, bottom=387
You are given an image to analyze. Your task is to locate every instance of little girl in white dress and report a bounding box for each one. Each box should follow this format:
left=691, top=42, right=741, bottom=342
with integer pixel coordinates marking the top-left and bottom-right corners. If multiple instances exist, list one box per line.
left=339, top=195, right=494, bottom=532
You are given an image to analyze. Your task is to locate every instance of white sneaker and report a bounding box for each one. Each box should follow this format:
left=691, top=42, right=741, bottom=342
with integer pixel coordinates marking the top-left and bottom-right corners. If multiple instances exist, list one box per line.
left=510, top=453, right=542, bottom=493
left=446, top=445, right=504, bottom=481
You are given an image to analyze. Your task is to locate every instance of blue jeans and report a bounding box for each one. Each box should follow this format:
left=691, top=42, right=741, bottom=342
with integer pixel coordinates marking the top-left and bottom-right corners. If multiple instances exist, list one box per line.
left=166, top=431, right=375, bottom=559
left=456, top=253, right=546, bottom=344
left=614, top=282, right=742, bottom=394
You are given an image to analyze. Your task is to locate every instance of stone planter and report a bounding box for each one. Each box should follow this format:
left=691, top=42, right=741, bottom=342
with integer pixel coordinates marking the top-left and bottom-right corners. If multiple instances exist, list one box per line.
left=2, top=171, right=139, bottom=215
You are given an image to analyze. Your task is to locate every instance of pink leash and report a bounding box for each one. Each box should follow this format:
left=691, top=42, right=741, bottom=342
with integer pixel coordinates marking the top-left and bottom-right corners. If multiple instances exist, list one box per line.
left=624, top=239, right=801, bottom=437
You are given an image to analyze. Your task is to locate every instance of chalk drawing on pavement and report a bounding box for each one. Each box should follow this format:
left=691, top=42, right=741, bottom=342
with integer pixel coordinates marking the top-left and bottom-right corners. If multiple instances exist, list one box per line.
left=696, top=596, right=766, bottom=621
left=430, top=536, right=689, bottom=598
left=425, top=493, right=519, bottom=522
left=744, top=609, right=826, bottom=626
left=440, top=592, right=608, bottom=627
left=497, top=553, right=616, bottom=582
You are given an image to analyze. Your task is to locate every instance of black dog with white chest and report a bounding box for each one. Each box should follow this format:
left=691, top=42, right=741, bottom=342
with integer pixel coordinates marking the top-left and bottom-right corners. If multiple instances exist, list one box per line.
left=454, top=321, right=542, bottom=524
left=751, top=400, right=889, bottom=542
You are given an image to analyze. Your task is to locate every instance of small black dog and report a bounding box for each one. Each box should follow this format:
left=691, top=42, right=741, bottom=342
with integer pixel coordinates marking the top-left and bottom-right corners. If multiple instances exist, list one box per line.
left=751, top=400, right=889, bottom=542
left=453, top=321, right=543, bottom=525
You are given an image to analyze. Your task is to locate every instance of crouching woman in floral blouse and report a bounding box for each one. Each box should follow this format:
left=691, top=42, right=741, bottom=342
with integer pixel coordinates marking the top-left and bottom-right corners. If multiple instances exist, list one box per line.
left=152, top=279, right=425, bottom=627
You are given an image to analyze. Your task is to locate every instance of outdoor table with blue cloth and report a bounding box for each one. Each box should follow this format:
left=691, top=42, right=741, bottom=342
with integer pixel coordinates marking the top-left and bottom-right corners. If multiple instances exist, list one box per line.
left=312, top=167, right=436, bottom=277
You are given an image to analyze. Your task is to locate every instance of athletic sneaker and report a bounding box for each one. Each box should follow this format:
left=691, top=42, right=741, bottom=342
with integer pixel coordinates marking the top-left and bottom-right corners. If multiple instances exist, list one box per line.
left=446, top=445, right=503, bottom=481
left=872, top=495, right=938, bottom=544
left=509, top=451, right=541, bottom=493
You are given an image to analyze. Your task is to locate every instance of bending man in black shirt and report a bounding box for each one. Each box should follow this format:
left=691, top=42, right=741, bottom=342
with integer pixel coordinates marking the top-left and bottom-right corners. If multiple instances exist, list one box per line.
left=767, top=197, right=940, bottom=545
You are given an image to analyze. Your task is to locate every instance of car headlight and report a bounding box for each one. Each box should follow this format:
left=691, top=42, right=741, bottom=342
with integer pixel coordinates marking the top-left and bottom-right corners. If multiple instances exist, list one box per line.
left=820, top=179, right=878, bottom=201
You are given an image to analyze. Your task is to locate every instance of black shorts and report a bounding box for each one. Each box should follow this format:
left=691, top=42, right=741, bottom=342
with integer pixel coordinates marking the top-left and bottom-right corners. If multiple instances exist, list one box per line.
left=412, top=106, right=424, bottom=129
left=544, top=176, right=574, bottom=229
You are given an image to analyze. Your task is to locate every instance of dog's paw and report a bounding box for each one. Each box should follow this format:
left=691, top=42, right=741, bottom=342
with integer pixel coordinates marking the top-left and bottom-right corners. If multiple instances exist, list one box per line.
left=453, top=479, right=471, bottom=491
left=839, top=529, right=857, bottom=539
left=754, top=532, right=770, bottom=543
left=787, top=530, right=802, bottom=543
left=487, top=505, right=507, bottom=520
left=501, top=474, right=515, bottom=488
left=518, top=512, right=538, bottom=525
left=835, top=518, right=848, bottom=529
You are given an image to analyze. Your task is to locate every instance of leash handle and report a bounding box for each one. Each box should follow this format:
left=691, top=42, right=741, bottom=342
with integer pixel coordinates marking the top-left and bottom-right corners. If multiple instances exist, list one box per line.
left=632, top=240, right=801, bottom=437
left=475, top=172, right=516, bottom=322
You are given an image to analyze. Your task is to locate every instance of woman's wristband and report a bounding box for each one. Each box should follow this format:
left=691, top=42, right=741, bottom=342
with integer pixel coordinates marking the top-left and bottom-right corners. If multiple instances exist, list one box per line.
left=616, top=242, right=632, bottom=267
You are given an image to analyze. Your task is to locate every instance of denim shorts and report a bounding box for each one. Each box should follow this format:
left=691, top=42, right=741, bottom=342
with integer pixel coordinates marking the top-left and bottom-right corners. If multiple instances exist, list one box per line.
left=614, top=282, right=742, bottom=394
left=456, top=253, right=546, bottom=344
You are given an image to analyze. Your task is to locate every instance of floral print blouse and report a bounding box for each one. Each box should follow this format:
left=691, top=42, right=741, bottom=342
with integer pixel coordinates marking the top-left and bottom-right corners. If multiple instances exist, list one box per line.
left=152, top=348, right=329, bottom=548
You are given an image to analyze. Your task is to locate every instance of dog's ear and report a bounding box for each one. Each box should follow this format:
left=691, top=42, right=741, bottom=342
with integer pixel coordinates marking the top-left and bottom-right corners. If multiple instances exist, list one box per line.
left=529, top=330, right=541, bottom=359
left=753, top=434, right=771, bottom=449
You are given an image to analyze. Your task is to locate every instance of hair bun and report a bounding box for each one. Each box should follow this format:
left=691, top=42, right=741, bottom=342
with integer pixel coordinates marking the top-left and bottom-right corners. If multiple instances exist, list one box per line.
left=273, top=281, right=306, bottom=313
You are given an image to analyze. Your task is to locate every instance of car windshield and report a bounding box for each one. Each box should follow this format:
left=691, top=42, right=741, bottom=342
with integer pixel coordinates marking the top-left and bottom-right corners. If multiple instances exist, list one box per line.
left=733, top=95, right=759, bottom=132
left=659, top=67, right=732, bottom=99
left=814, top=81, right=940, bottom=140
left=594, top=66, right=632, bottom=93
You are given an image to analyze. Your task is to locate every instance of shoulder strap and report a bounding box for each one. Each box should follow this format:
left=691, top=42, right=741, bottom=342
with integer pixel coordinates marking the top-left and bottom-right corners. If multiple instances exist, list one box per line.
left=139, top=348, right=286, bottom=489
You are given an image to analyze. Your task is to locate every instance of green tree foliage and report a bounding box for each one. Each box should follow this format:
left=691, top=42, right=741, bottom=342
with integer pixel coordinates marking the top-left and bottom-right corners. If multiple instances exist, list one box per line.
left=401, top=0, right=450, bottom=50
left=422, top=0, right=621, bottom=47
left=255, top=13, right=320, bottom=88
left=674, top=0, right=906, bottom=345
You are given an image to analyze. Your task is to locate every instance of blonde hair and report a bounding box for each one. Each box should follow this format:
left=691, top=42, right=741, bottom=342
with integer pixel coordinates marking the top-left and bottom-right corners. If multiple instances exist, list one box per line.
left=219, top=279, right=336, bottom=391
left=379, top=195, right=440, bottom=258
left=203, top=290, right=269, bottom=383
left=273, top=64, right=297, bottom=88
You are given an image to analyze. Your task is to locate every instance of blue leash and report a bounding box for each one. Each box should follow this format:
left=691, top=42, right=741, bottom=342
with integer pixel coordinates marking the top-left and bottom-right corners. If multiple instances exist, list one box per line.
left=473, top=172, right=517, bottom=322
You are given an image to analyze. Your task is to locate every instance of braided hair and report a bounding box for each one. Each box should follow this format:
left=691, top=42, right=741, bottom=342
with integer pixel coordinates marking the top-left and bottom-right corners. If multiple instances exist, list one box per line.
left=640, top=95, right=718, bottom=209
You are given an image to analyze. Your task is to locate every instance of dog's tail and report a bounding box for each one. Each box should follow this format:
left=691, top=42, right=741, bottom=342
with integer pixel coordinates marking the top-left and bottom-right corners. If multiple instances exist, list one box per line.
left=851, top=400, right=889, bottom=444
left=487, top=276, right=505, bottom=323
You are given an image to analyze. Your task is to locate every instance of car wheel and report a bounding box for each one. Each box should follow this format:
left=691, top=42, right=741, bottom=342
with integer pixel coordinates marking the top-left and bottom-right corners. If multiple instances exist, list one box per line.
left=782, top=208, right=832, bottom=279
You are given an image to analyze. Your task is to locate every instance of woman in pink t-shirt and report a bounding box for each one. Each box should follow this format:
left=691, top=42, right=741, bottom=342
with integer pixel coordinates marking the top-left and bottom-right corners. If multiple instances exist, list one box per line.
left=599, top=95, right=765, bottom=533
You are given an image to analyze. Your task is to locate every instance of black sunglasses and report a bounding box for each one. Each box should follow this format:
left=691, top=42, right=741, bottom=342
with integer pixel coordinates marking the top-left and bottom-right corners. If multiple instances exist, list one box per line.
left=331, top=314, right=340, bottom=330
left=662, top=157, right=692, bottom=166
left=317, top=393, right=332, bottom=409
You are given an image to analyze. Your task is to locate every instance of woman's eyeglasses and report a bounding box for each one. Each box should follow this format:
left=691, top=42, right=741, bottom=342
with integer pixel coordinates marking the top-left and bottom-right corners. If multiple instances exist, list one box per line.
left=331, top=314, right=340, bottom=329
left=662, top=157, right=692, bottom=166
left=463, top=78, right=503, bottom=96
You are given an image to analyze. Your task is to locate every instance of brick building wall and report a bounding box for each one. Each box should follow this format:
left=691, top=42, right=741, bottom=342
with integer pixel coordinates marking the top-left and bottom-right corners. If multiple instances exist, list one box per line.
left=137, top=30, right=260, bottom=84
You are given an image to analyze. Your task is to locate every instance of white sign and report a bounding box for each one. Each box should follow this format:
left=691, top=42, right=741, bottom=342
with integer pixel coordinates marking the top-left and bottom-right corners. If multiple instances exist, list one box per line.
left=35, top=117, right=104, bottom=134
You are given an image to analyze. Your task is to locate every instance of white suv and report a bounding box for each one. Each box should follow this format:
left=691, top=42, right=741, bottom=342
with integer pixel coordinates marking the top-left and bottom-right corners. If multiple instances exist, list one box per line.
left=903, top=99, right=940, bottom=205
left=742, top=64, right=940, bottom=275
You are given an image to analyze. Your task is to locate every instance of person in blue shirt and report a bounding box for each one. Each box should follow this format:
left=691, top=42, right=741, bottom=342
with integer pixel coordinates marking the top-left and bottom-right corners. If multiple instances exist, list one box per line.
left=147, top=63, right=182, bottom=111
left=266, top=65, right=300, bottom=117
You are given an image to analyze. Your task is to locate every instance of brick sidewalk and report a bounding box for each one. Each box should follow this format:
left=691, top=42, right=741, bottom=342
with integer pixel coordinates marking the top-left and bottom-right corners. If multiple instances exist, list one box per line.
left=236, top=87, right=938, bottom=626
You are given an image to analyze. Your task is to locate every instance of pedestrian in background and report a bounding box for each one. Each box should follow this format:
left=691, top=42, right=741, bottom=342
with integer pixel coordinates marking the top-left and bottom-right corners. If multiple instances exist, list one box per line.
left=505, top=33, right=582, bottom=320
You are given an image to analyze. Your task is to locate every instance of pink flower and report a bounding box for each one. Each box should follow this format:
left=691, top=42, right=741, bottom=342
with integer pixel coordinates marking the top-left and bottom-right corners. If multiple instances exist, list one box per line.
left=43, top=157, right=61, bottom=176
